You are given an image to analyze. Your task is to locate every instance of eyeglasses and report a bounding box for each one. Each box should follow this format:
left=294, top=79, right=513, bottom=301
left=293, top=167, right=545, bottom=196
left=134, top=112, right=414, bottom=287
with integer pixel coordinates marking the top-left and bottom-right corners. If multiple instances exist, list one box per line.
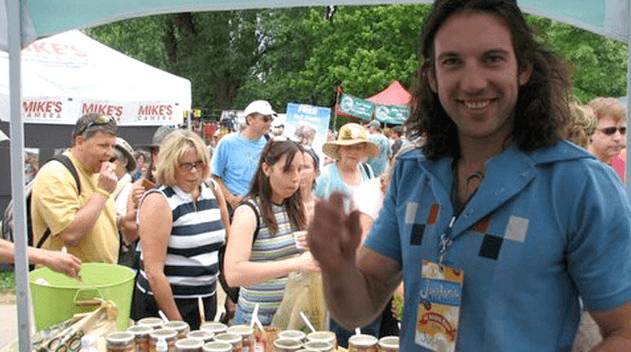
left=598, top=127, right=626, bottom=136
left=260, top=115, right=274, bottom=123
left=77, top=114, right=114, bottom=135
left=179, top=161, right=205, bottom=171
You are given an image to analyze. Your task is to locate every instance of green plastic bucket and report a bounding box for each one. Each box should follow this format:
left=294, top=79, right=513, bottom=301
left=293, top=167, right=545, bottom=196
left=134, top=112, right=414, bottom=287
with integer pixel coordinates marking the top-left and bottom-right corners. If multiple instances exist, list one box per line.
left=29, top=263, right=135, bottom=331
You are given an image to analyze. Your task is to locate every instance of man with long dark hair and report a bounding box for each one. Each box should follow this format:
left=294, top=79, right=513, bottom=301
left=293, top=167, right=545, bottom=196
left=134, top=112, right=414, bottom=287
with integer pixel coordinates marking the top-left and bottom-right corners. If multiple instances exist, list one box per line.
left=308, top=0, right=631, bottom=350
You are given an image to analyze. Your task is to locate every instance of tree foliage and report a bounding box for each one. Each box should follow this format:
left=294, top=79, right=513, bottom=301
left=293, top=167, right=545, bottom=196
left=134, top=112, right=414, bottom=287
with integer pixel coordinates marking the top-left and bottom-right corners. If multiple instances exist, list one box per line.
left=526, top=15, right=628, bottom=103
left=86, top=5, right=627, bottom=118
left=86, top=10, right=263, bottom=112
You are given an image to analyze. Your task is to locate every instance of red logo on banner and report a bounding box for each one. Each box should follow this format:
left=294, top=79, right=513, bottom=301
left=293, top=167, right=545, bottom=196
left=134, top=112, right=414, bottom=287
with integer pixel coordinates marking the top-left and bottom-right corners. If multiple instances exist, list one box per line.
left=138, top=105, right=173, bottom=121
left=82, top=103, right=124, bottom=119
left=23, top=100, right=63, bottom=119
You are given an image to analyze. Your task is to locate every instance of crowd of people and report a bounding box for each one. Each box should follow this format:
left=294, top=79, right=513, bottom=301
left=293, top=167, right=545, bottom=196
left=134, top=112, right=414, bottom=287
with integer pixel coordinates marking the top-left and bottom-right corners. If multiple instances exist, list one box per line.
left=3, top=0, right=631, bottom=350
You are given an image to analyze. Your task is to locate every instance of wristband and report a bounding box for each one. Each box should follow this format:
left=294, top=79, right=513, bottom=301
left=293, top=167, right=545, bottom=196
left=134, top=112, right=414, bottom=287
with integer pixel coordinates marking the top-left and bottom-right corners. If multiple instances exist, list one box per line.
left=95, top=187, right=111, bottom=198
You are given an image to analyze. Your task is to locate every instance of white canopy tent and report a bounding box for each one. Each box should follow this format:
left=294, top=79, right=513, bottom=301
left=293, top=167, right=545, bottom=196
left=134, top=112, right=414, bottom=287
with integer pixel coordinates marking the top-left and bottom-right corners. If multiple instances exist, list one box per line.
left=0, top=30, right=189, bottom=126
left=1, top=0, right=629, bottom=350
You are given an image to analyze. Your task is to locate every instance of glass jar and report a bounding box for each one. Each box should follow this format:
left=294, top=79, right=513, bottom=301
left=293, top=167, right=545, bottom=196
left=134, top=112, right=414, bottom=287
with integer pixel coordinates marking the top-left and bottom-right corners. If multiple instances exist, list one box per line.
left=301, top=341, right=334, bottom=352
left=106, top=332, right=136, bottom=352
left=348, top=334, right=378, bottom=352
left=163, top=321, right=191, bottom=340
left=175, top=338, right=204, bottom=352
left=150, top=329, right=178, bottom=352
left=305, top=332, right=336, bottom=349
left=187, top=330, right=215, bottom=344
left=127, top=325, right=154, bottom=352
left=227, top=325, right=255, bottom=352
left=202, top=342, right=233, bottom=352
left=214, top=333, right=243, bottom=352
left=272, top=339, right=303, bottom=352
left=377, top=336, right=399, bottom=352
left=277, top=330, right=306, bottom=343
left=138, top=317, right=165, bottom=330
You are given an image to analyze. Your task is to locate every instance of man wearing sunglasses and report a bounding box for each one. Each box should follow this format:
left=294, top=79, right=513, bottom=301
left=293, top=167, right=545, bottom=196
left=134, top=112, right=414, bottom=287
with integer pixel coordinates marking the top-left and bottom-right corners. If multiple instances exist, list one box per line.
left=31, top=113, right=120, bottom=265
left=211, top=100, right=275, bottom=211
left=588, top=97, right=628, bottom=180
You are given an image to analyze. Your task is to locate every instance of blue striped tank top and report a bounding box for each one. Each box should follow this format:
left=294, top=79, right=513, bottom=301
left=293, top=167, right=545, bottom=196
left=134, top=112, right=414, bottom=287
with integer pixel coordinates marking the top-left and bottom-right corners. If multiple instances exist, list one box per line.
left=236, top=198, right=301, bottom=317
left=137, top=183, right=226, bottom=299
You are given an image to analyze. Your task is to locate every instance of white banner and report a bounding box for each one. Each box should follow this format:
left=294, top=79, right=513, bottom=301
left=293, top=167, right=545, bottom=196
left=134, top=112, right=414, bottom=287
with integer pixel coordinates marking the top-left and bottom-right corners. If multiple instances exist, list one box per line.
left=21, top=98, right=185, bottom=125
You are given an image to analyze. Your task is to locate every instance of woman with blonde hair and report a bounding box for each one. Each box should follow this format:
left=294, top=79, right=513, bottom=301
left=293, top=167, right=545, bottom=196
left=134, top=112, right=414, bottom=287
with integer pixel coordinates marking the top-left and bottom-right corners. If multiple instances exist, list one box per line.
left=133, top=129, right=230, bottom=329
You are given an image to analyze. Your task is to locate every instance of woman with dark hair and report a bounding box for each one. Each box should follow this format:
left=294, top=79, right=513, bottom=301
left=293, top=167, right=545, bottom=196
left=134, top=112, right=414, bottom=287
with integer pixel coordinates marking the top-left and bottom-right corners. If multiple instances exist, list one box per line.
left=224, top=139, right=320, bottom=326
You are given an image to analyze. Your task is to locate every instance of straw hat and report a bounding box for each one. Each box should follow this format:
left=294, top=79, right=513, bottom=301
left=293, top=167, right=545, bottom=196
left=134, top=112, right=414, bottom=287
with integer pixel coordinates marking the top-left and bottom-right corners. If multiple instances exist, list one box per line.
left=115, top=137, right=136, bottom=172
left=322, top=123, right=379, bottom=160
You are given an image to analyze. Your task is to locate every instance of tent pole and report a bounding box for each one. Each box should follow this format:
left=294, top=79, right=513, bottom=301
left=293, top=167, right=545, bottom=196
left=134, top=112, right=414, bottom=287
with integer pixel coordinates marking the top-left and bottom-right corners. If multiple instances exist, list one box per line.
left=626, top=0, right=631, bottom=201
left=7, top=0, right=33, bottom=350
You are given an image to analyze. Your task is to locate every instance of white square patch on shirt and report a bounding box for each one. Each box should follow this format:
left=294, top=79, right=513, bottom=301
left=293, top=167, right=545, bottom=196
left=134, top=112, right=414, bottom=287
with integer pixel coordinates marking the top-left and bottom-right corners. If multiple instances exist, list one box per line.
left=504, top=215, right=529, bottom=243
left=405, top=202, right=418, bottom=225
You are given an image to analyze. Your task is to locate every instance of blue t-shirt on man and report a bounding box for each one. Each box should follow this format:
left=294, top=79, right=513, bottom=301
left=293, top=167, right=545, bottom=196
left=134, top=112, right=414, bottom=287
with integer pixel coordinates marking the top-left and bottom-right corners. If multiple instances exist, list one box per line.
left=211, top=132, right=267, bottom=196
left=365, top=141, right=631, bottom=352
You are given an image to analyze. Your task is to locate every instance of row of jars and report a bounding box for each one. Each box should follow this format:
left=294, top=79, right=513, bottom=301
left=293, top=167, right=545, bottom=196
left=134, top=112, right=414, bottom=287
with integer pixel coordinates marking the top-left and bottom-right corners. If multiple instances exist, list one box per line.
left=104, top=317, right=398, bottom=352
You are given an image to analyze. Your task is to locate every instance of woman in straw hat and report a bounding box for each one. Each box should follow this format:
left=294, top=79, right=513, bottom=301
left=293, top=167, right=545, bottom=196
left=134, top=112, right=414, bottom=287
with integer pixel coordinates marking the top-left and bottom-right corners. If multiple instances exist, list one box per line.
left=314, top=123, right=379, bottom=206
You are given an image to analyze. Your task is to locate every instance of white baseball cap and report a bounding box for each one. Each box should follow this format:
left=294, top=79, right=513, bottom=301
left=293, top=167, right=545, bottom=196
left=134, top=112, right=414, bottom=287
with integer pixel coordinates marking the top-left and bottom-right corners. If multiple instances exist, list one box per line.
left=244, top=100, right=277, bottom=117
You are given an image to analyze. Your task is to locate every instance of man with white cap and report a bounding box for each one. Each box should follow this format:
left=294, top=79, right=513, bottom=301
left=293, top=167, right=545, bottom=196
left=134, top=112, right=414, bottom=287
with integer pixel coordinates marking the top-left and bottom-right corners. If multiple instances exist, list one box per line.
left=211, top=100, right=275, bottom=211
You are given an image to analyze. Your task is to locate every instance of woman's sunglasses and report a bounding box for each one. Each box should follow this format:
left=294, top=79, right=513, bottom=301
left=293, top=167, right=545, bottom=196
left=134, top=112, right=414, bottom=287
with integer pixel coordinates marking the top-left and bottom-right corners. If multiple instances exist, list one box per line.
left=598, top=127, right=626, bottom=136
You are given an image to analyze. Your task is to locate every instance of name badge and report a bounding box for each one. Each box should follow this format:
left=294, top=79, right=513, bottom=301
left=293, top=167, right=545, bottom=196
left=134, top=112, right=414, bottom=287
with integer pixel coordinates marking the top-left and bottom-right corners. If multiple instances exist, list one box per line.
left=415, top=260, right=464, bottom=352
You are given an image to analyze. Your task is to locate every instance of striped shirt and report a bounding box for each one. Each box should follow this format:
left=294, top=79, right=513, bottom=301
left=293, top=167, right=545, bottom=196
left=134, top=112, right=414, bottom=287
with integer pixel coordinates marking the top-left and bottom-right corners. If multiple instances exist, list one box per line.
left=137, top=183, right=225, bottom=299
left=237, top=198, right=301, bottom=317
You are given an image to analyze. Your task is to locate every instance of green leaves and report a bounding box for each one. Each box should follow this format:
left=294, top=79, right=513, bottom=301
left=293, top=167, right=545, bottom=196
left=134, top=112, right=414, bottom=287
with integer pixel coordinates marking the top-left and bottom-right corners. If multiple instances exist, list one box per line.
left=85, top=6, right=627, bottom=117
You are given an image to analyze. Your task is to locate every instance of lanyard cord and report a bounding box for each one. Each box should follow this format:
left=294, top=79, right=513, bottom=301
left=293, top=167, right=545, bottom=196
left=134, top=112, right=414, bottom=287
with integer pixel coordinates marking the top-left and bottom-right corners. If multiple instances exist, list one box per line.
left=439, top=163, right=483, bottom=265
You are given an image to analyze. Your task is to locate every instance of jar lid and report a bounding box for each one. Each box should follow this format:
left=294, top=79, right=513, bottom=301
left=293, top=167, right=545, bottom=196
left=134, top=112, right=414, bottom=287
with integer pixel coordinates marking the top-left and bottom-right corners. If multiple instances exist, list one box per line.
left=274, top=339, right=303, bottom=347
left=175, top=338, right=204, bottom=349
left=202, top=341, right=233, bottom=352
left=106, top=332, right=135, bottom=344
left=306, top=331, right=335, bottom=342
left=200, top=322, right=227, bottom=333
left=150, top=328, right=178, bottom=340
left=278, top=330, right=306, bottom=340
left=163, top=321, right=190, bottom=331
left=226, top=325, right=254, bottom=337
left=126, top=325, right=154, bottom=335
left=348, top=334, right=378, bottom=347
left=214, top=333, right=242, bottom=345
left=378, top=336, right=399, bottom=348
left=188, top=330, right=215, bottom=340
left=138, top=317, right=164, bottom=327
left=303, top=341, right=333, bottom=351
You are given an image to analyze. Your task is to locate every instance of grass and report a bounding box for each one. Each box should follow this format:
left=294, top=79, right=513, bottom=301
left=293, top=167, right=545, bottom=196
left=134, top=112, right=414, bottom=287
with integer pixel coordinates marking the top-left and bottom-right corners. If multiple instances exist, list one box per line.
left=0, top=270, right=16, bottom=292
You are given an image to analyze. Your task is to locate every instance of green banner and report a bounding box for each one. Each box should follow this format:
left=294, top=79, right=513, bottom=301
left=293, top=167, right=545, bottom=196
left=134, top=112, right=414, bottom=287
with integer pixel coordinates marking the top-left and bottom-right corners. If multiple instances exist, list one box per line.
left=338, top=93, right=374, bottom=120
left=374, top=104, right=410, bottom=125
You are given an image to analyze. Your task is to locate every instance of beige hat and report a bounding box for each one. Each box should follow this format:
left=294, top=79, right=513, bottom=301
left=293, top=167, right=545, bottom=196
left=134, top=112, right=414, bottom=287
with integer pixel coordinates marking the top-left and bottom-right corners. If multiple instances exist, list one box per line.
left=322, top=123, right=379, bottom=160
left=115, top=137, right=136, bottom=172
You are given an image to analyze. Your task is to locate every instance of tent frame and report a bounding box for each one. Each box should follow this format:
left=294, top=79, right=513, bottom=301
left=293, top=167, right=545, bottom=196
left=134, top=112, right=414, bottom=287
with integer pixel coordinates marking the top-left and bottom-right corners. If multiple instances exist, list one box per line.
left=4, top=1, right=631, bottom=351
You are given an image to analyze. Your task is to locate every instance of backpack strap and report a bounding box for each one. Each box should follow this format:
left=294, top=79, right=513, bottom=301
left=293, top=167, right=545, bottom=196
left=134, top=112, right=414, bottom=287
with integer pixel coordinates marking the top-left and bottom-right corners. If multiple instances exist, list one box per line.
left=35, top=155, right=82, bottom=249
left=360, top=162, right=374, bottom=180
left=235, top=198, right=261, bottom=243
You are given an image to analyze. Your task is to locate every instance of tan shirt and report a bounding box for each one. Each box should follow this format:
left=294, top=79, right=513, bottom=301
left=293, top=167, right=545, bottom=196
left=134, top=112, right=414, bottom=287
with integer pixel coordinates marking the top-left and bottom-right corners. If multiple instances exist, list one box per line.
left=31, top=150, right=119, bottom=263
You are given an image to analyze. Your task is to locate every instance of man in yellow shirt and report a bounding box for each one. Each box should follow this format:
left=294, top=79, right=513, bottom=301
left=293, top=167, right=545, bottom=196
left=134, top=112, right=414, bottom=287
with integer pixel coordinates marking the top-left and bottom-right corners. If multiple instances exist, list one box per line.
left=31, top=113, right=120, bottom=264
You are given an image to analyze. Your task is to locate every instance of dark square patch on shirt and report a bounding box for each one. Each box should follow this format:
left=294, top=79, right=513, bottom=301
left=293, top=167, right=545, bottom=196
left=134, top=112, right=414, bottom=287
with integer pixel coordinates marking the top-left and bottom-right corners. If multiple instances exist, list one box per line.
left=411, top=224, right=426, bottom=245
left=479, top=235, right=503, bottom=260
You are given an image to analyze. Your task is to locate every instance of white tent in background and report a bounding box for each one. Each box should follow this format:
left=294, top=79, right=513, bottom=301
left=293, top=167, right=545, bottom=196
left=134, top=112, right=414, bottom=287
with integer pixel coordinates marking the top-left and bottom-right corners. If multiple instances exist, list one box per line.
left=0, top=30, right=189, bottom=126
left=0, top=0, right=629, bottom=350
